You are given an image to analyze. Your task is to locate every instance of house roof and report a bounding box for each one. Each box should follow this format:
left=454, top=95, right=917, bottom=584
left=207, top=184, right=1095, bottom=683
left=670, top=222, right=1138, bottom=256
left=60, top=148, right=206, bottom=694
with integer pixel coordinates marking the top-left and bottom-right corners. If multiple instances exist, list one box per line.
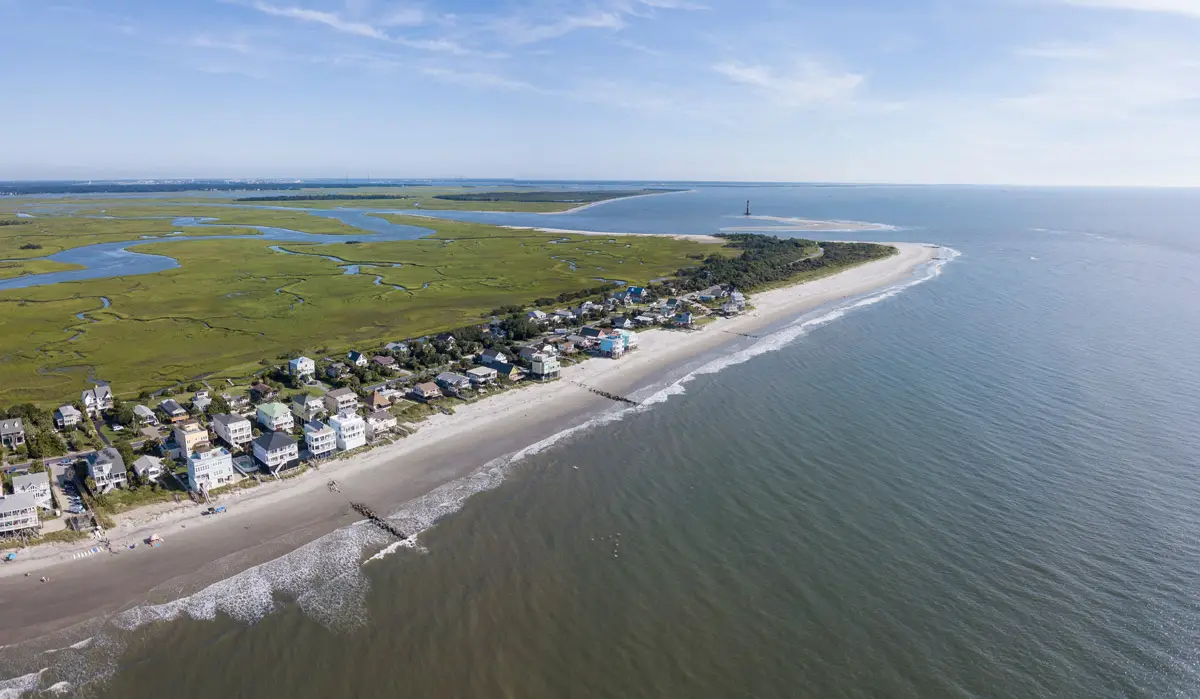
left=257, top=402, right=291, bottom=418
left=492, top=362, right=525, bottom=376
left=368, top=410, right=395, bottom=422
left=0, top=492, right=38, bottom=515
left=88, top=447, right=125, bottom=471
left=11, top=472, right=47, bottom=491
left=348, top=351, right=366, bottom=361
left=467, top=366, right=497, bottom=377
left=326, top=387, right=356, bottom=399
left=436, top=372, right=470, bottom=384
left=414, top=382, right=440, bottom=393
left=132, top=455, right=164, bottom=474
left=481, top=348, right=505, bottom=358
left=133, top=405, right=155, bottom=418
left=303, top=420, right=334, bottom=436
left=57, top=405, right=82, bottom=418
left=83, top=383, right=112, bottom=402
left=211, top=413, right=249, bottom=427
left=160, top=399, right=185, bottom=414
left=254, top=431, right=296, bottom=452
left=0, top=418, right=23, bottom=435
left=372, top=355, right=396, bottom=365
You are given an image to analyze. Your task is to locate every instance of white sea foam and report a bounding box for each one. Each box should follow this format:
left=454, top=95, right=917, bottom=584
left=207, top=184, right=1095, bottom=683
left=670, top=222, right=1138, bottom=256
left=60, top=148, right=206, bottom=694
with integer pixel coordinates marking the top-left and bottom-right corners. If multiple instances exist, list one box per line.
left=0, top=245, right=960, bottom=698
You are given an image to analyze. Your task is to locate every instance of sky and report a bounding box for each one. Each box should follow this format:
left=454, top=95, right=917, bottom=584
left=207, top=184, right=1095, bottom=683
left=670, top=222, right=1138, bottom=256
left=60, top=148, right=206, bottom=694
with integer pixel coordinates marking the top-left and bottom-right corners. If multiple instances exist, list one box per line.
left=1, top=0, right=1199, bottom=185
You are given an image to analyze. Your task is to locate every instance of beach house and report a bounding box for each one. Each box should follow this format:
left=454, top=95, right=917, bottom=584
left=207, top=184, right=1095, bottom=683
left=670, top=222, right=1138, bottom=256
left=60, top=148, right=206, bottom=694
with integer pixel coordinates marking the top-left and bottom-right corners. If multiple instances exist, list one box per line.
left=492, top=362, right=527, bottom=382
left=192, top=390, right=212, bottom=413
left=11, top=472, right=51, bottom=510
left=599, top=334, right=626, bottom=358
left=187, top=444, right=235, bottom=493
left=329, top=412, right=367, bottom=452
left=132, top=455, right=166, bottom=482
left=0, top=493, right=39, bottom=535
left=435, top=372, right=472, bottom=395
left=384, top=341, right=408, bottom=353
left=173, top=419, right=210, bottom=456
left=527, top=309, right=549, bottom=323
left=211, top=413, right=253, bottom=448
left=480, top=348, right=508, bottom=366
left=0, top=418, right=25, bottom=449
left=289, top=356, right=316, bottom=379
left=410, top=382, right=442, bottom=401
left=372, top=355, right=397, bottom=371
left=366, top=390, right=391, bottom=412
left=347, top=350, right=369, bottom=367
left=324, top=387, right=359, bottom=415
left=673, top=312, right=695, bottom=328
left=249, top=382, right=277, bottom=403
left=55, top=405, right=83, bottom=429
left=467, top=366, right=498, bottom=386
left=86, top=447, right=128, bottom=492
left=325, top=362, right=349, bottom=379
left=81, top=383, right=114, bottom=416
left=291, top=393, right=326, bottom=423
left=366, top=411, right=398, bottom=437
left=253, top=431, right=299, bottom=473
left=303, top=421, right=337, bottom=459
left=257, top=402, right=295, bottom=433
left=531, top=353, right=561, bottom=379
left=133, top=404, right=158, bottom=425
left=159, top=399, right=188, bottom=423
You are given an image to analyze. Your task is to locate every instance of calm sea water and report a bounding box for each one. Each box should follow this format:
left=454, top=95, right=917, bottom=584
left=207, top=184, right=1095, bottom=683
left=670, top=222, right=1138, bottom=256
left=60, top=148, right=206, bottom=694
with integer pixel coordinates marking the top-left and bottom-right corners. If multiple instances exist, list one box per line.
left=5, top=185, right=1200, bottom=698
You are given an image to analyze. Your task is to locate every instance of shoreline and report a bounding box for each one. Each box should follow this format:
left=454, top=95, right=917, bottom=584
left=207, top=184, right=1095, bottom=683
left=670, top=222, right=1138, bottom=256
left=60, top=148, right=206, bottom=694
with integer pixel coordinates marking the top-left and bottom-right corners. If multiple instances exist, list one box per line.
left=0, top=242, right=942, bottom=645
left=547, top=188, right=693, bottom=215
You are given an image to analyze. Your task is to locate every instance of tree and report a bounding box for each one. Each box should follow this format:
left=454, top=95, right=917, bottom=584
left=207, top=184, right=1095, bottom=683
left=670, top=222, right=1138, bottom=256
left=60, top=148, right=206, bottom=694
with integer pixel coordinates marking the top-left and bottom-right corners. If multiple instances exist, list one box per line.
left=115, top=403, right=136, bottom=427
left=115, top=441, right=136, bottom=473
left=186, top=382, right=202, bottom=392
left=209, top=394, right=231, bottom=415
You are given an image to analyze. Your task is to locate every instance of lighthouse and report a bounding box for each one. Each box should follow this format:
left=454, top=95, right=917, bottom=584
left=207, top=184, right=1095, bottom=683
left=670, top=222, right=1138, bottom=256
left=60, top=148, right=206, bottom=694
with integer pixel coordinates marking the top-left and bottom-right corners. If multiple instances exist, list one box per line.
left=744, top=200, right=751, bottom=216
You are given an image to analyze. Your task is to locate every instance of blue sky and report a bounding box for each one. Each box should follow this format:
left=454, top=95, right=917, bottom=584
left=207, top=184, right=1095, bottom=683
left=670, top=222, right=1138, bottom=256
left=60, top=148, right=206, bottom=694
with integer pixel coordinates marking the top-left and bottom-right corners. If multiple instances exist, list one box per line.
left=2, top=0, right=1199, bottom=185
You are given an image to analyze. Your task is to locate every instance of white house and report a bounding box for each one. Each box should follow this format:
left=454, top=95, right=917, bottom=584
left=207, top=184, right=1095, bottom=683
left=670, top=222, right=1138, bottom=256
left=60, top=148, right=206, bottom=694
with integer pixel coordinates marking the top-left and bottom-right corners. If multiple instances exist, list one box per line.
left=366, top=410, right=398, bottom=437
left=132, top=404, right=158, bottom=425
left=347, top=350, right=369, bottom=367
left=81, top=383, right=113, bottom=417
left=329, top=412, right=367, bottom=452
left=0, top=418, right=25, bottom=449
left=86, top=447, right=128, bottom=492
left=132, top=455, right=166, bottom=482
left=55, top=405, right=83, bottom=429
left=187, top=444, right=235, bottom=493
left=527, top=309, right=548, bottom=323
left=467, top=366, right=498, bottom=386
left=304, top=421, right=337, bottom=459
left=11, top=472, right=51, bottom=510
left=289, top=356, right=316, bottom=378
left=0, top=493, right=39, bottom=534
left=211, top=413, right=253, bottom=448
left=257, top=402, right=294, bottom=432
left=323, top=388, right=358, bottom=415
left=480, top=349, right=508, bottom=366
left=253, top=431, right=299, bottom=473
left=531, top=353, right=561, bottom=379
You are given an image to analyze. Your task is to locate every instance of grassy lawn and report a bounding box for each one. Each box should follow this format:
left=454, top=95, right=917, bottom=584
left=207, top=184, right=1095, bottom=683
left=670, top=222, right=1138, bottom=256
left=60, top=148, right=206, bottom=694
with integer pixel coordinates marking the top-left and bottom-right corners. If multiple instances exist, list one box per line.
left=92, top=483, right=183, bottom=515
left=0, top=215, right=720, bottom=406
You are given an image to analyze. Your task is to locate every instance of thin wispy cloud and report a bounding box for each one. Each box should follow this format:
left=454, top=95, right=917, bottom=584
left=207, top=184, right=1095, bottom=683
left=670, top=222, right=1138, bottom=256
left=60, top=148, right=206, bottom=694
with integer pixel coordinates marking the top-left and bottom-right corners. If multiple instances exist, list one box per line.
left=420, top=66, right=536, bottom=91
left=1061, top=0, right=1200, bottom=18
left=251, top=2, right=389, bottom=39
left=714, top=60, right=863, bottom=107
left=495, top=10, right=626, bottom=44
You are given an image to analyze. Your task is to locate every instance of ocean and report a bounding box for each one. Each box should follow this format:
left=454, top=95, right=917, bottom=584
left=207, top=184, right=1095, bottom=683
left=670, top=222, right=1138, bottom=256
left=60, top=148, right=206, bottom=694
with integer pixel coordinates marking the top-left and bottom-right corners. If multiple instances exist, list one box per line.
left=4, top=184, right=1200, bottom=698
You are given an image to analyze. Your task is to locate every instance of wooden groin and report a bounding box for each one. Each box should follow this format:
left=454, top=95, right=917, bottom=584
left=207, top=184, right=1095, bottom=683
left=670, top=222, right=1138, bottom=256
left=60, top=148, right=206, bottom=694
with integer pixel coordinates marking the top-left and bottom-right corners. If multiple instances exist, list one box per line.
left=350, top=502, right=409, bottom=540
left=572, top=382, right=639, bottom=406
left=720, top=330, right=760, bottom=339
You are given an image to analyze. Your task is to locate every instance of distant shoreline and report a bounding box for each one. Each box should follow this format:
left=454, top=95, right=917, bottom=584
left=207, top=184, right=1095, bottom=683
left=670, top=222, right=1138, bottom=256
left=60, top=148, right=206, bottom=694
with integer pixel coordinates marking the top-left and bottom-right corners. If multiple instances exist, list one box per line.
left=0, top=243, right=942, bottom=646
left=547, top=188, right=693, bottom=215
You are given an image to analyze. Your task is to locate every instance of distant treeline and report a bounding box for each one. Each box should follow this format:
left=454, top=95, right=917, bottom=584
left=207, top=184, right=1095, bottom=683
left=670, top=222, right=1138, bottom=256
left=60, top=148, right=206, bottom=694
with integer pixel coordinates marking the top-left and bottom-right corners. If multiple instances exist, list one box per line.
left=433, top=189, right=680, bottom=204
left=0, top=219, right=30, bottom=226
left=0, top=182, right=432, bottom=196
left=673, top=234, right=895, bottom=291
left=235, top=194, right=414, bottom=202
left=488, top=282, right=622, bottom=316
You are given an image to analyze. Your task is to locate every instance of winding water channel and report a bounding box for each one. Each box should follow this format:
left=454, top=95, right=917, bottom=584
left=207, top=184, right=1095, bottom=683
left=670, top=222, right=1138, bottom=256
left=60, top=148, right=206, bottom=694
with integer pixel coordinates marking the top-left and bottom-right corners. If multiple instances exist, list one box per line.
left=0, top=210, right=434, bottom=292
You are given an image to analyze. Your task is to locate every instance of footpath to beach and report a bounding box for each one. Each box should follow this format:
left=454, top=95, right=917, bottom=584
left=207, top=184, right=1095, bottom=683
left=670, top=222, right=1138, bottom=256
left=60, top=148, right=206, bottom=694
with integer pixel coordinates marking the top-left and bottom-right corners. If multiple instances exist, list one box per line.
left=0, top=242, right=939, bottom=644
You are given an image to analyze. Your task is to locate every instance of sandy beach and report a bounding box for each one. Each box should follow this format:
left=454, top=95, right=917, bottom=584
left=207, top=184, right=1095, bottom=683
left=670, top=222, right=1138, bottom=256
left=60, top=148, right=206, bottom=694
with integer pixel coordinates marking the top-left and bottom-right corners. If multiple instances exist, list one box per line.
left=0, top=242, right=939, bottom=645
